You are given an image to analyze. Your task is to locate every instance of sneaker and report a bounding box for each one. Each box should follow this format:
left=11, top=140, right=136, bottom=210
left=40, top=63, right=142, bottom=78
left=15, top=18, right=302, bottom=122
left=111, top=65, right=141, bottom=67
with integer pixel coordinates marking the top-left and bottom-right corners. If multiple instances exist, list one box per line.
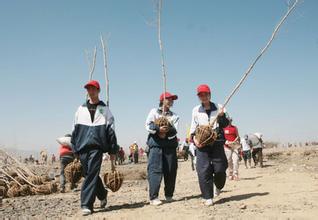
left=81, top=208, right=92, bottom=216
left=204, top=199, right=213, bottom=206
left=60, top=188, right=65, bottom=193
left=214, top=185, right=221, bottom=197
left=149, top=198, right=162, bottom=206
left=165, top=196, right=173, bottom=202
left=100, top=198, right=107, bottom=209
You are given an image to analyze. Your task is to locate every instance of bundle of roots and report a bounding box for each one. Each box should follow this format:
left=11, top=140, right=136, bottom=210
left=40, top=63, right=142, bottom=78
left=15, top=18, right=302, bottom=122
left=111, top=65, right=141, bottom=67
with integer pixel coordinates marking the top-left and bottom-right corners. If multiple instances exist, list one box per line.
left=154, top=117, right=171, bottom=138
left=15, top=176, right=26, bottom=185
left=154, top=117, right=171, bottom=128
left=103, top=170, right=124, bottom=192
left=27, top=176, right=44, bottom=185
left=0, top=185, right=7, bottom=197
left=33, top=182, right=57, bottom=195
left=0, top=179, right=7, bottom=188
left=6, top=184, right=35, bottom=197
left=195, top=125, right=218, bottom=148
left=19, top=185, right=33, bottom=196
left=64, top=160, right=83, bottom=184
left=7, top=185, right=20, bottom=198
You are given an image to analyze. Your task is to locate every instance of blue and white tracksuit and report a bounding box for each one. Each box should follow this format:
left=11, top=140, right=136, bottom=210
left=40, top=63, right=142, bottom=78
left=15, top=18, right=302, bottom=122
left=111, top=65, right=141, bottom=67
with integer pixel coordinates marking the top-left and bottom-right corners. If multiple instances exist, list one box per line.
left=190, top=102, right=229, bottom=199
left=71, top=101, right=118, bottom=210
left=146, top=108, right=179, bottom=200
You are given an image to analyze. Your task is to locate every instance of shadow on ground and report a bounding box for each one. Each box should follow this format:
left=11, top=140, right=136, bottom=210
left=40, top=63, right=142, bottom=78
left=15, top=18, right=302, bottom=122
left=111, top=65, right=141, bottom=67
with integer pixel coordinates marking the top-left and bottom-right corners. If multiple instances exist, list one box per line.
left=214, top=192, right=269, bottom=204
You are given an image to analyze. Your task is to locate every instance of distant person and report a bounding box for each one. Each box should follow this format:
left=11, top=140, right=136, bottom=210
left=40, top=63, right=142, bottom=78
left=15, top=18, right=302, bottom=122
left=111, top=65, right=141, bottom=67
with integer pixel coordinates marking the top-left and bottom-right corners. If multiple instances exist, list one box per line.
left=129, top=141, right=139, bottom=164
left=128, top=144, right=134, bottom=163
left=139, top=148, right=145, bottom=160
left=71, top=80, right=118, bottom=216
left=118, top=147, right=125, bottom=165
left=29, top=155, right=34, bottom=163
left=133, top=142, right=139, bottom=164
left=249, top=133, right=264, bottom=168
left=51, top=154, right=56, bottom=164
left=57, top=134, right=75, bottom=193
left=40, top=150, right=48, bottom=164
left=241, top=135, right=252, bottom=169
left=223, top=118, right=240, bottom=180
left=179, top=138, right=190, bottom=161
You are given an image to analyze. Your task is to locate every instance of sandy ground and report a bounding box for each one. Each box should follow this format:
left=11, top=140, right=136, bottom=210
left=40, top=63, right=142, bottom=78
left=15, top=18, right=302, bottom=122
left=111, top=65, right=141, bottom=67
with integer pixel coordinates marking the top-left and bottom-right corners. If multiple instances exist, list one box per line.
left=1, top=146, right=318, bottom=220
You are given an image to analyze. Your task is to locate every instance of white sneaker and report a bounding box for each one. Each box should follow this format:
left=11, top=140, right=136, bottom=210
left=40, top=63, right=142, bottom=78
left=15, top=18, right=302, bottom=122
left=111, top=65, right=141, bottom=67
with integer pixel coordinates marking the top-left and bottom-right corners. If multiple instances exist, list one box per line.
left=150, top=198, right=162, bottom=206
left=214, top=185, right=221, bottom=197
left=165, top=196, right=173, bottom=202
left=204, top=199, right=213, bottom=206
left=81, top=208, right=92, bottom=216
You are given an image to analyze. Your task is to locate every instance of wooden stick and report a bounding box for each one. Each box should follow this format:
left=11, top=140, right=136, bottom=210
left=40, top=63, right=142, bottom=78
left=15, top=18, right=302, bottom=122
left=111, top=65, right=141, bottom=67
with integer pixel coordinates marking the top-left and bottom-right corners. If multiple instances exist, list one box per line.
left=209, top=0, right=299, bottom=127
left=89, top=47, right=97, bottom=81
left=100, top=34, right=110, bottom=107
left=85, top=47, right=97, bottom=100
left=15, top=169, right=37, bottom=188
left=0, top=168, right=23, bottom=187
left=157, top=0, right=167, bottom=106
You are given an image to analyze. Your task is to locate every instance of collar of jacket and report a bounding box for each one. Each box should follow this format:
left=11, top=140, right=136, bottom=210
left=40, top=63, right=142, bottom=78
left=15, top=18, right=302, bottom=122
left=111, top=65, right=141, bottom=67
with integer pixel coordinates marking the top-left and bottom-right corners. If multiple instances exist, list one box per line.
left=199, top=102, right=217, bottom=112
left=82, top=100, right=106, bottom=107
left=157, top=107, right=173, bottom=116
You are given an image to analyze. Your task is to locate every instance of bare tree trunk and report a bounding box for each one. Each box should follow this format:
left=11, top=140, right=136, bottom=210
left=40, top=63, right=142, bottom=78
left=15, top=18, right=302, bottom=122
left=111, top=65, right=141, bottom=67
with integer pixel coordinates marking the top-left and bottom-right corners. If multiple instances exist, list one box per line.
left=100, top=34, right=110, bottom=107
left=157, top=0, right=167, bottom=105
left=85, top=47, right=97, bottom=100
left=209, top=0, right=299, bottom=127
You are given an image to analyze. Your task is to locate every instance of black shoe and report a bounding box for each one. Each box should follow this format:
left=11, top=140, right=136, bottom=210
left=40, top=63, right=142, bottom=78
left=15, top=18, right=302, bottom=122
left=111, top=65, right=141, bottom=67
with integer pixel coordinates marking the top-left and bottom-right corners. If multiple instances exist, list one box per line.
left=100, top=190, right=108, bottom=208
left=100, top=198, right=107, bottom=209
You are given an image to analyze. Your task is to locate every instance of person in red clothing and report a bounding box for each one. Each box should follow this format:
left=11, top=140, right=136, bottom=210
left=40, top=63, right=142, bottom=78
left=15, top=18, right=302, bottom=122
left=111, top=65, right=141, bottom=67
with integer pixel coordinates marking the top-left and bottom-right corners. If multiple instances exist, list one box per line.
left=223, top=118, right=241, bottom=180
left=57, top=134, right=75, bottom=193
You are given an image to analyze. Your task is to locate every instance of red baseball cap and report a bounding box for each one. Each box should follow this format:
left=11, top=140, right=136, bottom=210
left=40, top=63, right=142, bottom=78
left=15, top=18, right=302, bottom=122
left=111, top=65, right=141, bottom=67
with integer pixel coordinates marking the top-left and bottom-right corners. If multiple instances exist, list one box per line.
left=160, top=92, right=178, bottom=101
left=197, top=84, right=211, bottom=95
left=84, top=80, right=100, bottom=90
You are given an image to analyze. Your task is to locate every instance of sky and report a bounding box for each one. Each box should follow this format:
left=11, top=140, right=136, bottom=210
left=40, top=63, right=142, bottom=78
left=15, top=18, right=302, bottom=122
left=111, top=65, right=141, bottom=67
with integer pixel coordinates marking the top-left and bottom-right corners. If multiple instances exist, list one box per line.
left=0, top=0, right=317, bottom=154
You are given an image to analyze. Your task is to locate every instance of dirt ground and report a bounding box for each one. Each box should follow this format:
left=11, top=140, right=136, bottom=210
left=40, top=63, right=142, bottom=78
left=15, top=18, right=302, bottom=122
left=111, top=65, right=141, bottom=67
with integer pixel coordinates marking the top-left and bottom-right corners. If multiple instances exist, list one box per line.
left=1, top=146, right=318, bottom=219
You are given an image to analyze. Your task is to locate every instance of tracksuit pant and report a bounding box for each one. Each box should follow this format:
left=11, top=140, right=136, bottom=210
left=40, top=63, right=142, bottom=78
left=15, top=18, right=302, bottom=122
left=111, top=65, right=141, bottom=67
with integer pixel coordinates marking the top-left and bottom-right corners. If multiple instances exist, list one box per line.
left=147, top=147, right=178, bottom=200
left=196, top=147, right=227, bottom=199
left=79, top=148, right=107, bottom=210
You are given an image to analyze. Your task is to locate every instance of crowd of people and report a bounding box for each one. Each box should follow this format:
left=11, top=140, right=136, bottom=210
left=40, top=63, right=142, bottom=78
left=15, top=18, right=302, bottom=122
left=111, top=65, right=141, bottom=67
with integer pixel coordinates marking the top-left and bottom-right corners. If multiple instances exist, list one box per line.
left=55, top=80, right=266, bottom=215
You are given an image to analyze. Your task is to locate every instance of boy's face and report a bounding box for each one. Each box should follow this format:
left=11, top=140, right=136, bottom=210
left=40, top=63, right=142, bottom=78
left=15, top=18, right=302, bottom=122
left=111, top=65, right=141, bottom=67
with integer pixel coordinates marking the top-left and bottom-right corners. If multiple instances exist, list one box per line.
left=86, top=86, right=100, bottom=99
left=163, top=98, right=174, bottom=108
left=198, top=92, right=211, bottom=104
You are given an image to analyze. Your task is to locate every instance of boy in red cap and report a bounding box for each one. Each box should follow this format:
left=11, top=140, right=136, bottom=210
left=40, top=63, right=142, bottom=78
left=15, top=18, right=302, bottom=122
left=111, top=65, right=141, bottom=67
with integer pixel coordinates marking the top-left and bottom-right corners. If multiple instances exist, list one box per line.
left=190, top=84, right=230, bottom=206
left=71, top=80, right=118, bottom=216
left=145, top=92, right=179, bottom=206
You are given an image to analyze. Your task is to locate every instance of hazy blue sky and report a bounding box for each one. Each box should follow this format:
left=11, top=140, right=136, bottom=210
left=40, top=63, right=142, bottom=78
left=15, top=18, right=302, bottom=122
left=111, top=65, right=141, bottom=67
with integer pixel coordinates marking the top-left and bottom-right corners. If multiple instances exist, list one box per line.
left=0, top=0, right=317, bottom=154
